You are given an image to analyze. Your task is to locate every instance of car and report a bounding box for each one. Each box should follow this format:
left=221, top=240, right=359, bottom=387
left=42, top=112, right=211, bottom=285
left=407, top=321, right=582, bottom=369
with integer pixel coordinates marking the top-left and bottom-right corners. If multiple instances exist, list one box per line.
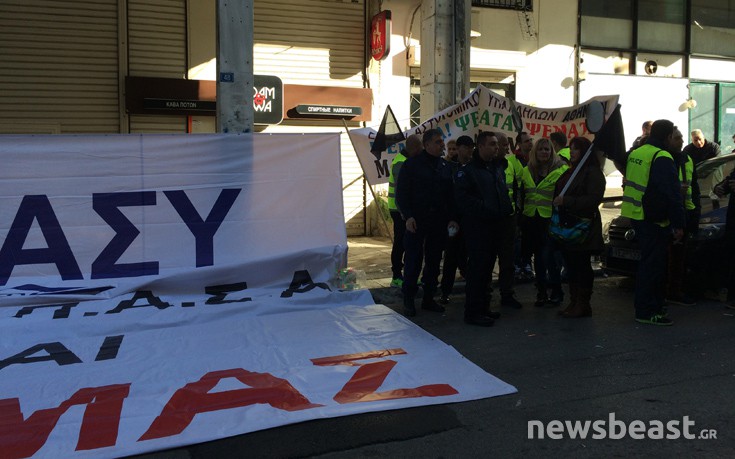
left=601, top=152, right=735, bottom=295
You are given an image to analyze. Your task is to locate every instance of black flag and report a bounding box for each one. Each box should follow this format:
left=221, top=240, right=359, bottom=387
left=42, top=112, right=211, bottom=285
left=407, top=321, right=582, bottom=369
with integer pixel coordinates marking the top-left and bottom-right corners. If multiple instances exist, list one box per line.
left=370, top=105, right=406, bottom=160
left=593, top=104, right=626, bottom=163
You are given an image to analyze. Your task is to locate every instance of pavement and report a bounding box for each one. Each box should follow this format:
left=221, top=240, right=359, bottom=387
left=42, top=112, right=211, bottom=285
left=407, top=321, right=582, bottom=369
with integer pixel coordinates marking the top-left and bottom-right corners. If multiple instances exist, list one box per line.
left=138, top=236, right=735, bottom=458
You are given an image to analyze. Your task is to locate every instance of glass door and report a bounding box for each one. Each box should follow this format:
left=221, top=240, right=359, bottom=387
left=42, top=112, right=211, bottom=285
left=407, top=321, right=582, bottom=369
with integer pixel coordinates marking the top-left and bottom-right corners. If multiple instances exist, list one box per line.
left=719, top=83, right=735, bottom=154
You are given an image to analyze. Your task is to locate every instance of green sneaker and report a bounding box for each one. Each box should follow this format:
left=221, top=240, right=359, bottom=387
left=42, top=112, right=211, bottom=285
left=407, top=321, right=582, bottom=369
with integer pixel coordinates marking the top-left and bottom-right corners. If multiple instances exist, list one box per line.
left=390, top=278, right=403, bottom=288
left=635, top=314, right=673, bottom=326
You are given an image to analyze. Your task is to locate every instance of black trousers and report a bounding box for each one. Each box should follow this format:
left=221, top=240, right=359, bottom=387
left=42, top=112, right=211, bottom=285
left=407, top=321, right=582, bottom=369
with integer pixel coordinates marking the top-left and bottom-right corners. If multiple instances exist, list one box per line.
left=632, top=220, right=669, bottom=317
left=390, top=210, right=406, bottom=280
left=463, top=221, right=501, bottom=318
left=440, top=230, right=466, bottom=296
left=402, top=217, right=446, bottom=299
left=490, top=214, right=517, bottom=298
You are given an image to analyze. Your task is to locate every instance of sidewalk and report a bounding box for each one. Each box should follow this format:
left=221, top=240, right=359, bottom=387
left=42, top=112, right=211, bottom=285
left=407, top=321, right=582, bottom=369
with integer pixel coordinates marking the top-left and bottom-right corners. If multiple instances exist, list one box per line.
left=347, top=236, right=467, bottom=306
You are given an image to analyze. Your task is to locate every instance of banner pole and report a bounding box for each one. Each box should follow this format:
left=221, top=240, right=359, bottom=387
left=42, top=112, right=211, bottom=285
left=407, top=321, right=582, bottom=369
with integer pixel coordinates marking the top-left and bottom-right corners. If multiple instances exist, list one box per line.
left=558, top=143, right=594, bottom=198
left=341, top=119, right=394, bottom=243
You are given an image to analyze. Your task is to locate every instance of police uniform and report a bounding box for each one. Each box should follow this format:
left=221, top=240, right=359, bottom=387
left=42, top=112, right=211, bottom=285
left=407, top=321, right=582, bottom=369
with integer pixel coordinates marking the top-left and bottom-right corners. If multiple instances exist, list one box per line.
left=622, top=143, right=685, bottom=322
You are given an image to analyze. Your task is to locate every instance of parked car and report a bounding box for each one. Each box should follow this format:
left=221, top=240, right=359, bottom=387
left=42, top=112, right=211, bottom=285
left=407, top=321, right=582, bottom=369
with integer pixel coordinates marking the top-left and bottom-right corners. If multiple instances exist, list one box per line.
left=601, top=153, right=735, bottom=294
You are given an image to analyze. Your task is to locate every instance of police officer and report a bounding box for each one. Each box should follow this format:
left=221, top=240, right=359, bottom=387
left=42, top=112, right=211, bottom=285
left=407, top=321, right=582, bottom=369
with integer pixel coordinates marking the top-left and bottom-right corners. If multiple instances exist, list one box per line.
left=455, top=131, right=513, bottom=326
left=622, top=119, right=685, bottom=326
left=396, top=128, right=458, bottom=317
left=666, top=128, right=699, bottom=306
left=387, top=134, right=423, bottom=288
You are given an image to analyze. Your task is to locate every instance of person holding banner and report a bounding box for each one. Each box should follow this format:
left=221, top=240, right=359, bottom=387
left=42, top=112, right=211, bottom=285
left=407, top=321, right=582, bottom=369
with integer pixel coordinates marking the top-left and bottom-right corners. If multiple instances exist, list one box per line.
left=387, top=134, right=423, bottom=288
left=455, top=131, right=514, bottom=326
left=396, top=128, right=459, bottom=317
left=520, top=138, right=568, bottom=308
left=552, top=137, right=605, bottom=318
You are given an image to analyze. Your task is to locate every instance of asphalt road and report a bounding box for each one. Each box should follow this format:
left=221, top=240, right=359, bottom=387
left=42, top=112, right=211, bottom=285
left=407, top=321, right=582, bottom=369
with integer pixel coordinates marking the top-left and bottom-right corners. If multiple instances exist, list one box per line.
left=135, top=269, right=735, bottom=459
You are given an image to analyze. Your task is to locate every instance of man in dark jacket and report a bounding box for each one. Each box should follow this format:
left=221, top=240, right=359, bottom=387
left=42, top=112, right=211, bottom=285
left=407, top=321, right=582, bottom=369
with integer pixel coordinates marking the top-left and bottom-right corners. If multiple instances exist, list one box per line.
left=396, top=128, right=458, bottom=317
left=454, top=131, right=513, bottom=326
left=683, top=129, right=721, bottom=165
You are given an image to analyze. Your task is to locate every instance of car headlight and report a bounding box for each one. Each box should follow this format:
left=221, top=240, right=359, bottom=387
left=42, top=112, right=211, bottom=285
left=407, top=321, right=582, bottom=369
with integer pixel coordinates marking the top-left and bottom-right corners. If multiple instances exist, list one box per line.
left=693, top=223, right=725, bottom=240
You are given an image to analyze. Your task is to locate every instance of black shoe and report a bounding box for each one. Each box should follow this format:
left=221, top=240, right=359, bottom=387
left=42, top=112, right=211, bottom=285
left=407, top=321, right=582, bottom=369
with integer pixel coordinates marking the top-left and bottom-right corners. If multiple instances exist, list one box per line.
left=438, top=294, right=450, bottom=305
left=544, top=298, right=562, bottom=308
left=635, top=314, right=673, bottom=326
left=486, top=310, right=501, bottom=319
left=549, top=291, right=564, bottom=304
left=403, top=298, right=416, bottom=317
left=534, top=296, right=548, bottom=307
left=501, top=296, right=523, bottom=309
left=464, top=315, right=495, bottom=327
left=421, top=299, right=446, bottom=313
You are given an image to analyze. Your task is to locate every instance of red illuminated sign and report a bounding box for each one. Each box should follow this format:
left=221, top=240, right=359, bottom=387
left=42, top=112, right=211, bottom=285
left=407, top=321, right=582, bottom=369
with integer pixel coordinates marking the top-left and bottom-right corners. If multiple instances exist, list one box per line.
left=371, top=10, right=391, bottom=61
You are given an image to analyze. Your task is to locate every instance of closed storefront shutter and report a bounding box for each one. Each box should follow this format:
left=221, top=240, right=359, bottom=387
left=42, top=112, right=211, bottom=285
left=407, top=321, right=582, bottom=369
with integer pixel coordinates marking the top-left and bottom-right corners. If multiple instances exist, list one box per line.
left=255, top=0, right=367, bottom=235
left=0, top=0, right=119, bottom=134
left=127, top=0, right=187, bottom=133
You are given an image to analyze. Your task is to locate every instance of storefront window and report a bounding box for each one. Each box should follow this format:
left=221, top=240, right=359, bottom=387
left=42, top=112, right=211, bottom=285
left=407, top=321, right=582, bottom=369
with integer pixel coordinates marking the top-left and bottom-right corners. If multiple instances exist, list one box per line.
left=580, top=0, right=633, bottom=49
left=691, top=0, right=735, bottom=57
left=638, top=0, right=685, bottom=52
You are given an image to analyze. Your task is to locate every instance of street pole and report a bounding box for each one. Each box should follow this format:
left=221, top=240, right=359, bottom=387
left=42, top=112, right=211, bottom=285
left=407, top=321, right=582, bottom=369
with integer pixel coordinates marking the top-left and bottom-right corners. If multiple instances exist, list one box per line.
left=216, top=0, right=254, bottom=134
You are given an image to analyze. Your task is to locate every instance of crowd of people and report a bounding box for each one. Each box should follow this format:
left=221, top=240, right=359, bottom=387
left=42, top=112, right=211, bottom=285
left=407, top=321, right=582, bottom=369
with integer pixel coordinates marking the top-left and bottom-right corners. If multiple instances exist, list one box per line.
left=387, top=119, right=735, bottom=327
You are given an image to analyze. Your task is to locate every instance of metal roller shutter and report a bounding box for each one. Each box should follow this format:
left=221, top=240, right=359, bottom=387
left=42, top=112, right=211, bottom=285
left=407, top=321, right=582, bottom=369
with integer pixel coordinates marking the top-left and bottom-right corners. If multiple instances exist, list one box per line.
left=0, top=0, right=119, bottom=134
left=255, top=0, right=367, bottom=235
left=127, top=0, right=187, bottom=133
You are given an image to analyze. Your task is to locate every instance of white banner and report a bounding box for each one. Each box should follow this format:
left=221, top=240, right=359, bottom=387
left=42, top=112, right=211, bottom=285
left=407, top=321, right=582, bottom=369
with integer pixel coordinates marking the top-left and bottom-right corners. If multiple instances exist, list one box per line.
left=349, top=85, right=620, bottom=185
left=0, top=134, right=516, bottom=458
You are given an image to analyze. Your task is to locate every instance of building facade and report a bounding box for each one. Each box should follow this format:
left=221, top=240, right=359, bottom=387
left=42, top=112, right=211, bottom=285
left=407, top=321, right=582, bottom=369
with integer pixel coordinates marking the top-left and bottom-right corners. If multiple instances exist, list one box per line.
left=2, top=0, right=735, bottom=235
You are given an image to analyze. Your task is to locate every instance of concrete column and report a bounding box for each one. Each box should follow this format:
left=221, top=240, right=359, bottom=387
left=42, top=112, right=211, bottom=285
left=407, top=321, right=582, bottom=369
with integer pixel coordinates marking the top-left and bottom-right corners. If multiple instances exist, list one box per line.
left=420, top=0, right=470, bottom=121
left=216, top=0, right=254, bottom=133
left=454, top=0, right=471, bottom=104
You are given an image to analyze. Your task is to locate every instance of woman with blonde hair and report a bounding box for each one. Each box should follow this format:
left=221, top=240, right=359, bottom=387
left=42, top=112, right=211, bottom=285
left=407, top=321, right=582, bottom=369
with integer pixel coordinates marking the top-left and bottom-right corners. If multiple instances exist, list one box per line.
left=520, top=137, right=568, bottom=307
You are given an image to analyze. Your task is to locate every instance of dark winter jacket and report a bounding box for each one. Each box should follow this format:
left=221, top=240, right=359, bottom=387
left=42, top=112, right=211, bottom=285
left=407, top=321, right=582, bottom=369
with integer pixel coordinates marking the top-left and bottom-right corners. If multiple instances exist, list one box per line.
left=454, top=155, right=513, bottom=224
left=396, top=150, right=457, bottom=224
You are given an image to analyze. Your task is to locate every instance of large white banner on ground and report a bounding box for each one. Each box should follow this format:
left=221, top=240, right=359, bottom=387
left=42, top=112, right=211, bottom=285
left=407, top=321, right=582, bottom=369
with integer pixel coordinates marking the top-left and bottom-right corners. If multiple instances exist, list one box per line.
left=349, top=85, right=620, bottom=185
left=0, top=134, right=517, bottom=459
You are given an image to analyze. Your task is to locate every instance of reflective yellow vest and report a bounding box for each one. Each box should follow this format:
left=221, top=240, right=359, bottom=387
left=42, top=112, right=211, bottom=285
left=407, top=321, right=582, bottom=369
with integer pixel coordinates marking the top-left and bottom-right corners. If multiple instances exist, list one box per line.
left=505, top=154, right=524, bottom=211
left=387, top=152, right=407, bottom=211
left=621, top=144, right=673, bottom=223
left=557, top=147, right=571, bottom=162
left=679, top=155, right=695, bottom=211
left=521, top=164, right=568, bottom=218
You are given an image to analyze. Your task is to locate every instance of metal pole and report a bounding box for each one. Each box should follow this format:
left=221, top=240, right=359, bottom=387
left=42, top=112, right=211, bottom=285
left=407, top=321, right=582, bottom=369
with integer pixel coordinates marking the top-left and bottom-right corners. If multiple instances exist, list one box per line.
left=216, top=0, right=254, bottom=134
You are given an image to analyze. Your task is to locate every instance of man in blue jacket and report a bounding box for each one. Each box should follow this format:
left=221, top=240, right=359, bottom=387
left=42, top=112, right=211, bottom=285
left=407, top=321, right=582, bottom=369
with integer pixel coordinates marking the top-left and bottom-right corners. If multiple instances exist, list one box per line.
left=396, top=128, right=458, bottom=317
left=454, top=131, right=514, bottom=326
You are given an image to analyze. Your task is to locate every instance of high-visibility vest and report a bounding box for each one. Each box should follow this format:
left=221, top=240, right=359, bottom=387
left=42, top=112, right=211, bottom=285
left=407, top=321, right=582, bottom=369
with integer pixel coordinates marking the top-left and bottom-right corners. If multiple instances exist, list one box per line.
left=557, top=147, right=571, bottom=162
left=679, top=155, right=695, bottom=211
left=387, top=152, right=407, bottom=211
left=521, top=164, right=568, bottom=218
left=505, top=154, right=524, bottom=211
left=621, top=144, right=674, bottom=222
